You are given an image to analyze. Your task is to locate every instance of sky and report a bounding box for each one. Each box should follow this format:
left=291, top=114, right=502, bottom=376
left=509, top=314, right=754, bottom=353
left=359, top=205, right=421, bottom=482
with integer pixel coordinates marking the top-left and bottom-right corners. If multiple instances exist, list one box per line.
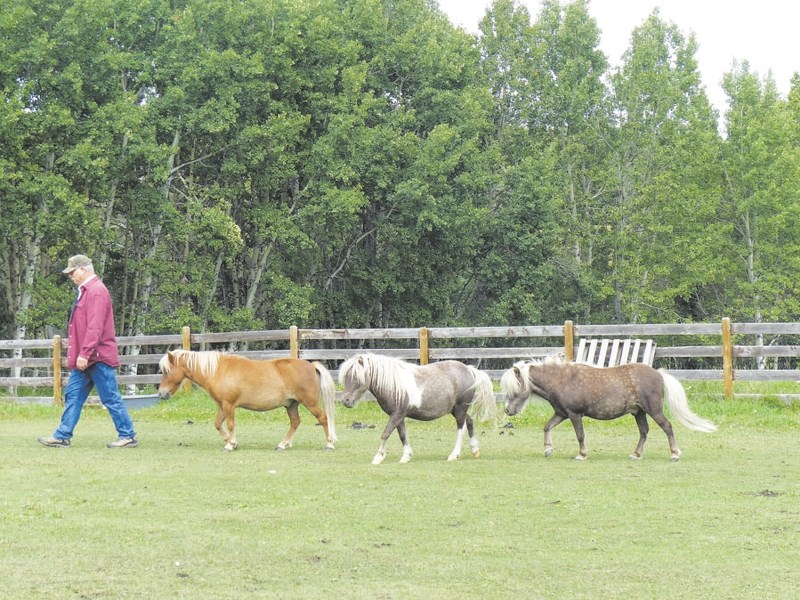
left=436, top=0, right=800, bottom=117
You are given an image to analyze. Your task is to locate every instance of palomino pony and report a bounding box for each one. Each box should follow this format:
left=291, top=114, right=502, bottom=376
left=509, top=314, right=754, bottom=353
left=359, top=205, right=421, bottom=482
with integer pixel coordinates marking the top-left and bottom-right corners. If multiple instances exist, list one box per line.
left=338, top=353, right=498, bottom=464
left=158, top=350, right=337, bottom=452
left=500, top=358, right=716, bottom=461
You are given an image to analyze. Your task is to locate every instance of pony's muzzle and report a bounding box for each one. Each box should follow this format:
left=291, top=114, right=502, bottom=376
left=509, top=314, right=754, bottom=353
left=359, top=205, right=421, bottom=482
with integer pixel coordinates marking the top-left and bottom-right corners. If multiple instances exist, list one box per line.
left=158, top=390, right=172, bottom=400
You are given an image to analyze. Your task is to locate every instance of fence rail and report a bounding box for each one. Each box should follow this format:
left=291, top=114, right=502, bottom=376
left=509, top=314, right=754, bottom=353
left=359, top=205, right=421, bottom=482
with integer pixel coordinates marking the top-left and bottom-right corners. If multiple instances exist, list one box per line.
left=1, top=318, right=799, bottom=405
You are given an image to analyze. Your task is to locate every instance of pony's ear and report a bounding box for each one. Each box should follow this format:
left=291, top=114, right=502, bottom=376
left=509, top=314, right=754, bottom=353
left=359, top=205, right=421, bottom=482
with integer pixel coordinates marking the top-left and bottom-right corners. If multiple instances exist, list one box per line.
left=357, top=356, right=364, bottom=366
left=168, top=351, right=177, bottom=365
left=513, top=366, right=521, bottom=379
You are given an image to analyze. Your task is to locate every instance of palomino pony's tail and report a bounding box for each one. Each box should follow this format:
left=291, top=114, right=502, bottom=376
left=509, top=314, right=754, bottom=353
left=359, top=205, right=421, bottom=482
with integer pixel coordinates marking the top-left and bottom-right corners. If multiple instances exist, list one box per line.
left=659, top=369, right=717, bottom=433
left=313, top=362, right=338, bottom=443
left=466, top=366, right=500, bottom=423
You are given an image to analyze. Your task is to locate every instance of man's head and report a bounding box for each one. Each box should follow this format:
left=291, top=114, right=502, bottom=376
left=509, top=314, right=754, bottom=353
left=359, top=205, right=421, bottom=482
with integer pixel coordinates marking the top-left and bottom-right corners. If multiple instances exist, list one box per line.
left=62, top=254, right=95, bottom=285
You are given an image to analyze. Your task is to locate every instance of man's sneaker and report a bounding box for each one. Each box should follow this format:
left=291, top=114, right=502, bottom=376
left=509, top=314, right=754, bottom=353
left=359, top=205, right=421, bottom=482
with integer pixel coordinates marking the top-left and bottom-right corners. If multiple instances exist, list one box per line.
left=107, top=437, right=138, bottom=449
left=37, top=436, right=70, bottom=448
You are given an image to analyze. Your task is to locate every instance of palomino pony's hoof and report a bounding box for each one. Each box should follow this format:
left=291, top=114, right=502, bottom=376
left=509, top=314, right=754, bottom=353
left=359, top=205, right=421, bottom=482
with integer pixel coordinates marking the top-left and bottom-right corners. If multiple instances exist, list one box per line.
left=574, top=455, right=587, bottom=461
left=628, top=454, right=642, bottom=460
left=325, top=445, right=335, bottom=452
left=223, top=443, right=237, bottom=452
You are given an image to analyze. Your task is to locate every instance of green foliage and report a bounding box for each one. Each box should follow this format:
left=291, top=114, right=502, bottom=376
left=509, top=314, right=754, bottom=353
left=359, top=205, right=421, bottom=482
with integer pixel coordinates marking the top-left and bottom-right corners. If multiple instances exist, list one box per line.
left=1, top=0, right=799, bottom=338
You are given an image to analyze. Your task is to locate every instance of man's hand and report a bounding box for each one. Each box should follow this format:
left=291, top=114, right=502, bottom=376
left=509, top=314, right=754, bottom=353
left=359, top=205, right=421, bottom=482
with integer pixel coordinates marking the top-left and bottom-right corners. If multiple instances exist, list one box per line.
left=76, top=356, right=88, bottom=371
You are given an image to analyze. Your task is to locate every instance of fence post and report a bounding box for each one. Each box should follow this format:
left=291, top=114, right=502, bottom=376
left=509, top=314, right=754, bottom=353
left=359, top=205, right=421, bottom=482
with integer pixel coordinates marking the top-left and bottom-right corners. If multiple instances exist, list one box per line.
left=181, top=326, right=192, bottom=393
left=289, top=326, right=299, bottom=359
left=722, top=317, right=733, bottom=399
left=563, top=320, right=574, bottom=361
left=53, top=335, right=63, bottom=406
left=419, top=327, right=429, bottom=365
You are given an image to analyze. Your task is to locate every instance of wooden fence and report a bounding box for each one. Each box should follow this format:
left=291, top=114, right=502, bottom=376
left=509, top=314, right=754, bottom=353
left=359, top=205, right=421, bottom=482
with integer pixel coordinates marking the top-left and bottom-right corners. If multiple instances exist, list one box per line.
left=1, top=318, right=799, bottom=405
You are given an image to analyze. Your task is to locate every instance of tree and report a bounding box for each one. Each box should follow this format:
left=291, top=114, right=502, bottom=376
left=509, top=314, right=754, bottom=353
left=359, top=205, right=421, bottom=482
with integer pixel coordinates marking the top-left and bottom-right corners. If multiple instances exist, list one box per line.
left=718, top=63, right=800, bottom=328
left=606, top=10, right=722, bottom=323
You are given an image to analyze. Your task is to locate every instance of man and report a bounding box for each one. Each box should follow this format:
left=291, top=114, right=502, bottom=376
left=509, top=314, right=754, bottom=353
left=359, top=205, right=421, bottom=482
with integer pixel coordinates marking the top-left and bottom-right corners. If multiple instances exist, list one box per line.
left=38, top=254, right=138, bottom=448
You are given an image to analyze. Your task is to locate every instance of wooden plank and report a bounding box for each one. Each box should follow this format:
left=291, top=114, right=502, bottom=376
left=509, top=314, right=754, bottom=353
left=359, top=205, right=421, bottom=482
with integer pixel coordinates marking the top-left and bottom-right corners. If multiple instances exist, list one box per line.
left=733, top=346, right=800, bottom=357
left=575, top=339, right=588, bottom=363
left=617, top=339, right=630, bottom=364
left=115, top=334, right=183, bottom=346
left=731, top=370, right=800, bottom=382
left=574, top=323, right=721, bottom=336
left=731, top=323, right=800, bottom=335
left=428, top=325, right=565, bottom=338
left=608, top=339, right=621, bottom=366
left=642, top=340, right=656, bottom=365
left=299, top=328, right=419, bottom=340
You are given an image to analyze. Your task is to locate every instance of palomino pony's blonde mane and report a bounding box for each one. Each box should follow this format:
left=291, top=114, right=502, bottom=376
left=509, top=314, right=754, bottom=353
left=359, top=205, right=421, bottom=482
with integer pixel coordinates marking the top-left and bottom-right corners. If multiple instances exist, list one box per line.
left=340, top=353, right=422, bottom=408
left=159, top=349, right=222, bottom=378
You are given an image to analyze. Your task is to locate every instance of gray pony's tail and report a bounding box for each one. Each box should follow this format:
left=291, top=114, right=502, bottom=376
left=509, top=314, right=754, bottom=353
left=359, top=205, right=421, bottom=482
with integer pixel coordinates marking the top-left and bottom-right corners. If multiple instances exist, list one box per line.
left=467, top=366, right=500, bottom=423
left=660, top=370, right=717, bottom=433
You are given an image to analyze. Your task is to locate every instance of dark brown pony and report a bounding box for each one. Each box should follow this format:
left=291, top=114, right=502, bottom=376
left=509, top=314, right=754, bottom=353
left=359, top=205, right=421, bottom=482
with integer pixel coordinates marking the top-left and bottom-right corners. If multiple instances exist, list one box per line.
left=158, top=350, right=337, bottom=452
left=501, top=358, right=716, bottom=461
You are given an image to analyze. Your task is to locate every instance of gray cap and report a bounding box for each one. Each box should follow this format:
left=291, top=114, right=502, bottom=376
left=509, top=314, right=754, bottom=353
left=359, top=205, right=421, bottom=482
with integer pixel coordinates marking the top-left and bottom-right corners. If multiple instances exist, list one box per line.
left=62, top=254, right=93, bottom=274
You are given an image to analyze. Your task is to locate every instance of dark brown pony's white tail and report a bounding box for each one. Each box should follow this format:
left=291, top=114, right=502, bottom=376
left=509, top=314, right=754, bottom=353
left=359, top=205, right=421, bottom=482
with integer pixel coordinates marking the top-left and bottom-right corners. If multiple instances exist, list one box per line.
left=313, top=362, right=338, bottom=443
left=660, top=370, right=717, bottom=432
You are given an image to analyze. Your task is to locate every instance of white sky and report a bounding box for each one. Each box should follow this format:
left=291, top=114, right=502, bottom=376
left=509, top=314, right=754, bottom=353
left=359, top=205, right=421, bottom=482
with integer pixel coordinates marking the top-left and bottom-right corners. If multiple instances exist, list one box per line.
left=436, top=0, right=800, bottom=116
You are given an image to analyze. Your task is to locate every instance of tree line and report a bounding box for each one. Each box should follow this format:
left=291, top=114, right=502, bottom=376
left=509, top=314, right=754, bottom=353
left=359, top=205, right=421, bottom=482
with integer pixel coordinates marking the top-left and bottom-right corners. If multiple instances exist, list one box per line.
left=2, top=0, right=800, bottom=344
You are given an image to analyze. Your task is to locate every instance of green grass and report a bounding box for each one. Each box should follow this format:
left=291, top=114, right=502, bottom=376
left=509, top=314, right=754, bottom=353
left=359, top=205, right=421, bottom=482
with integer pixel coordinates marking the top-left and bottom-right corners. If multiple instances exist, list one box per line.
left=1, top=386, right=798, bottom=599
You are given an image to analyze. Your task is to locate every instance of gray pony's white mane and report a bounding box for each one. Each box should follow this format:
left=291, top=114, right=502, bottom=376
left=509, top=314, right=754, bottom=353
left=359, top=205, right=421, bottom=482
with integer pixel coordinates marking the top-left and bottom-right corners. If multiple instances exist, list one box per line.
left=339, top=353, right=421, bottom=407
left=159, top=349, right=222, bottom=378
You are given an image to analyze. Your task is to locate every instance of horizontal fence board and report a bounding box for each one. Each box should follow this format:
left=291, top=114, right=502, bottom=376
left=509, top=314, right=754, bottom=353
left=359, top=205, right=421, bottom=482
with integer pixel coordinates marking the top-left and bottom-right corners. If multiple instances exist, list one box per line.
left=298, top=348, right=419, bottom=360
left=116, top=334, right=183, bottom=346
left=299, top=328, right=419, bottom=340
left=574, top=323, right=722, bottom=336
left=428, top=326, right=564, bottom=338
left=734, top=346, right=800, bottom=357
left=4, top=322, right=800, bottom=401
left=429, top=347, right=561, bottom=360
left=731, top=323, right=800, bottom=335
left=733, top=370, right=800, bottom=382
left=654, top=346, right=723, bottom=358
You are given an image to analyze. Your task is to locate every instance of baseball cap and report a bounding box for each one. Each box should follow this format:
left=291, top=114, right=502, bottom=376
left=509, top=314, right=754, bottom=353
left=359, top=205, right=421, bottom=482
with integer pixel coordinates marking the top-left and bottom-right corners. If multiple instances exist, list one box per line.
left=62, top=254, right=93, bottom=274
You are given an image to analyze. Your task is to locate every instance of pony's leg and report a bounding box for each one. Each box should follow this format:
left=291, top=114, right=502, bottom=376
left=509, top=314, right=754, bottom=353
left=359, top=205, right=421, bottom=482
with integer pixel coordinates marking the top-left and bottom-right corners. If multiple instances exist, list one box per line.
left=543, top=413, right=566, bottom=457
left=466, top=415, right=480, bottom=458
left=629, top=411, right=650, bottom=460
left=396, top=420, right=413, bottom=464
left=372, top=413, right=403, bottom=465
left=567, top=412, right=588, bottom=460
left=214, top=407, right=229, bottom=443
left=276, top=401, right=301, bottom=451
left=222, top=404, right=238, bottom=452
left=447, top=420, right=467, bottom=461
left=302, top=400, right=335, bottom=451
left=649, top=409, right=681, bottom=461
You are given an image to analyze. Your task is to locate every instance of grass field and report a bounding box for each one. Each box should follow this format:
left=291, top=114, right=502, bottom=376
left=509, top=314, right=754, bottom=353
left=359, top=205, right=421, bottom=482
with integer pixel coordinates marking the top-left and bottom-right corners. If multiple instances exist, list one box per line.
left=1, top=383, right=798, bottom=599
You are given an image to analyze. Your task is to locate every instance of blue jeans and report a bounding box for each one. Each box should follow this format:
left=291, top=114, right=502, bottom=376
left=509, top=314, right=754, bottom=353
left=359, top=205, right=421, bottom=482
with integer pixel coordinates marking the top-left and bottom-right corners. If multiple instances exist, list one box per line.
left=54, top=363, right=136, bottom=440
